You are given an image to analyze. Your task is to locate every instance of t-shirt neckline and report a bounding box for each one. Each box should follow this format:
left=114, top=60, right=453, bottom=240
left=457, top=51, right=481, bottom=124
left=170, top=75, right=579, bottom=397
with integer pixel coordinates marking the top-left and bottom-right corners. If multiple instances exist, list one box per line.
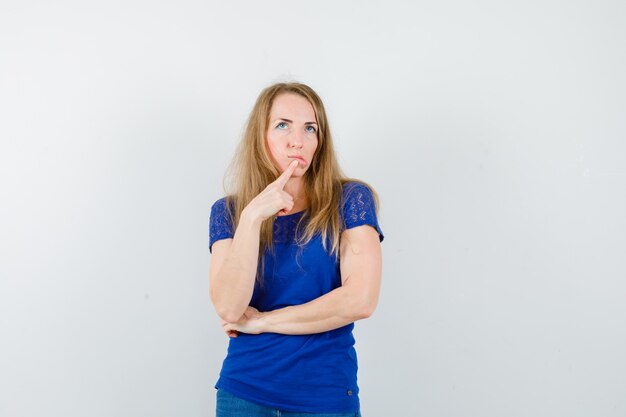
left=276, top=209, right=306, bottom=219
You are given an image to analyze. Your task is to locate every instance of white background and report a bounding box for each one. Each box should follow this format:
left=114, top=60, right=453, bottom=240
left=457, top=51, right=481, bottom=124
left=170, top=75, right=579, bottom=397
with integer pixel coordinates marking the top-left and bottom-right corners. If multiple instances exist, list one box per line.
left=1, top=1, right=625, bottom=416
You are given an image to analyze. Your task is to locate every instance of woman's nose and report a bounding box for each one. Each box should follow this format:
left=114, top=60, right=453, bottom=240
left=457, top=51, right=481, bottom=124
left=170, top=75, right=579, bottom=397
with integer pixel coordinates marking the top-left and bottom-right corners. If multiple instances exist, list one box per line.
left=289, top=131, right=304, bottom=147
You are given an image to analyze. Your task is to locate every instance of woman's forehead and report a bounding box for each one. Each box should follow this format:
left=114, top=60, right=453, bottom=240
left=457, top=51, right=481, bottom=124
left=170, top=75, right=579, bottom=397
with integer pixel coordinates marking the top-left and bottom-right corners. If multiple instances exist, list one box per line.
left=270, top=93, right=316, bottom=121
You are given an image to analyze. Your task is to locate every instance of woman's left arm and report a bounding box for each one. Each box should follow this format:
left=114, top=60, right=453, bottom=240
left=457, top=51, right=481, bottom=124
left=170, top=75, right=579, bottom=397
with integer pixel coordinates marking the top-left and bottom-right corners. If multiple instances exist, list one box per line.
left=222, top=224, right=382, bottom=336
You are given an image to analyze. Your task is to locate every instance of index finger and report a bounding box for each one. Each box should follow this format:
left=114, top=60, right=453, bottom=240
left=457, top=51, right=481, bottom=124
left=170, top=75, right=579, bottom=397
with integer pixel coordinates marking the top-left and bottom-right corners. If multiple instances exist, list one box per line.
left=273, top=159, right=299, bottom=189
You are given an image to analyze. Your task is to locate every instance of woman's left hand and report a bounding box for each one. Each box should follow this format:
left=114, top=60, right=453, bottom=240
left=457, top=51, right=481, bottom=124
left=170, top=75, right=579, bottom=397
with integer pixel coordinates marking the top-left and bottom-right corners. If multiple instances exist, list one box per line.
left=221, top=306, right=266, bottom=337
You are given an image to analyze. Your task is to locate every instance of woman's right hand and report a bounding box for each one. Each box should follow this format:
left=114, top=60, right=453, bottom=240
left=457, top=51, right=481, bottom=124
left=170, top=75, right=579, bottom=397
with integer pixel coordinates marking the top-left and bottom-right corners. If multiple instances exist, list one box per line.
left=244, top=159, right=300, bottom=221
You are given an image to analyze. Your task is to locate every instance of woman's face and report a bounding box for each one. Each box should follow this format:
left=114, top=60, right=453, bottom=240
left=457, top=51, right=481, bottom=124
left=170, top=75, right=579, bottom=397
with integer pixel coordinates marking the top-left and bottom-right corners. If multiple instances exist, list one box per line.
left=265, top=92, right=319, bottom=176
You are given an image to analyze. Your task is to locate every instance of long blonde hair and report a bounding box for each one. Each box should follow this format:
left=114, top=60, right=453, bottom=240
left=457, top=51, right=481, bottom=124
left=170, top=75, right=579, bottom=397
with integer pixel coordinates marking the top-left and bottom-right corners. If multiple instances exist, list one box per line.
left=221, top=82, right=380, bottom=280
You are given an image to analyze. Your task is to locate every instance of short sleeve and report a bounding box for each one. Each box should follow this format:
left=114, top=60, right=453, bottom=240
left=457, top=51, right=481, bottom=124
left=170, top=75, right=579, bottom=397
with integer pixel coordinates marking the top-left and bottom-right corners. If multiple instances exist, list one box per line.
left=341, top=182, right=384, bottom=242
left=208, top=197, right=235, bottom=253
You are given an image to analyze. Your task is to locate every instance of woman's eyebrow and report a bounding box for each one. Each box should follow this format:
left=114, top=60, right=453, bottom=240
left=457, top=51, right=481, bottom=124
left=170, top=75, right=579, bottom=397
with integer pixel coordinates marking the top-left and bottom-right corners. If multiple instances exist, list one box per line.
left=275, top=118, right=317, bottom=125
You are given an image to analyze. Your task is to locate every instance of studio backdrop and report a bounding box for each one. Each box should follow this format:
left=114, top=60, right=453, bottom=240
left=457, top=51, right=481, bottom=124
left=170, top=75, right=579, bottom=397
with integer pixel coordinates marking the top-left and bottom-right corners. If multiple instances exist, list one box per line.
left=1, top=1, right=624, bottom=416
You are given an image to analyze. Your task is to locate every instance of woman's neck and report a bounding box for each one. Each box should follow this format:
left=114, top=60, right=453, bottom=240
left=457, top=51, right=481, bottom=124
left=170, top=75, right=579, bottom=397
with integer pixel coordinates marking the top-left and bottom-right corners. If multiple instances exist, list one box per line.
left=283, top=179, right=308, bottom=211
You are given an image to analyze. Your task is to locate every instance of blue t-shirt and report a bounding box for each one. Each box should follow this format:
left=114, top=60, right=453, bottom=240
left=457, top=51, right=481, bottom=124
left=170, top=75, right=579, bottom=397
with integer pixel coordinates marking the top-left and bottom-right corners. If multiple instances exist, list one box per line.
left=208, top=181, right=384, bottom=413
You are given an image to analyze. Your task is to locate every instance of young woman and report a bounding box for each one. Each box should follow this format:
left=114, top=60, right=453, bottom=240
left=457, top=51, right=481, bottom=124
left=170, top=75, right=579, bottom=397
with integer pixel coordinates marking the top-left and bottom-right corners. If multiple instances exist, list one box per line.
left=208, top=82, right=384, bottom=417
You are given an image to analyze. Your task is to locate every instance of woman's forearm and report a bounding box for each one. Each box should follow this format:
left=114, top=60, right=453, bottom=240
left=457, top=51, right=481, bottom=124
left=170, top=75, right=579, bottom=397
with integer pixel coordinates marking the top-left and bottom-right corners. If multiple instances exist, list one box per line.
left=211, top=208, right=262, bottom=323
left=260, top=285, right=374, bottom=335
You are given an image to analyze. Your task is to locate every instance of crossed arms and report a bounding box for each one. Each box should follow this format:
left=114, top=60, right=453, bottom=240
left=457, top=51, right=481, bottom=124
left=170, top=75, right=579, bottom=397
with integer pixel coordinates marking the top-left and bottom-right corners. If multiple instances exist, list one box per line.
left=209, top=220, right=382, bottom=337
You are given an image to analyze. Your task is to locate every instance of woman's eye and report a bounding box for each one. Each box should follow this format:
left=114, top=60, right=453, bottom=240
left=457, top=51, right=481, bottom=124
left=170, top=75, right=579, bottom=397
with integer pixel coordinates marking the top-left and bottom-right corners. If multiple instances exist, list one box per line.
left=277, top=122, right=287, bottom=129
left=306, top=126, right=317, bottom=133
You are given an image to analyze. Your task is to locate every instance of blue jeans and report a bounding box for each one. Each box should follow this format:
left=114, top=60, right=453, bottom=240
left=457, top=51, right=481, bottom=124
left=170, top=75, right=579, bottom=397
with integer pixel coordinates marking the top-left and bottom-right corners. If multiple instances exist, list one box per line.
left=216, top=388, right=362, bottom=417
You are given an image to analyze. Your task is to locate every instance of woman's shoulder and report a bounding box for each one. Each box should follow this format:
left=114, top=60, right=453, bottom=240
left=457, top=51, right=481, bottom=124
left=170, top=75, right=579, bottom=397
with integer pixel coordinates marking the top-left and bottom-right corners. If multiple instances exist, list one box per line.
left=210, top=195, right=236, bottom=210
left=339, top=179, right=380, bottom=215
left=339, top=179, right=384, bottom=240
left=209, top=195, right=237, bottom=225
left=210, top=196, right=227, bottom=208
left=340, top=179, right=377, bottom=200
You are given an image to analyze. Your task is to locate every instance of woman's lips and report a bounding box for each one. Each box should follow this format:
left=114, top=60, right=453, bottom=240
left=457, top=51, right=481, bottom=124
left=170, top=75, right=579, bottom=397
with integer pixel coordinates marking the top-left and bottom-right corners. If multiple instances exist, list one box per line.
left=289, top=156, right=307, bottom=166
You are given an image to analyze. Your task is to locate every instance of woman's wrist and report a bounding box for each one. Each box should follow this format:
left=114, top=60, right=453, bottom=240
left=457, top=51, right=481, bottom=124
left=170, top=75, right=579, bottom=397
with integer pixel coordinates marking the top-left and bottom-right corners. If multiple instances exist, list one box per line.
left=241, top=206, right=264, bottom=227
left=257, top=311, right=272, bottom=333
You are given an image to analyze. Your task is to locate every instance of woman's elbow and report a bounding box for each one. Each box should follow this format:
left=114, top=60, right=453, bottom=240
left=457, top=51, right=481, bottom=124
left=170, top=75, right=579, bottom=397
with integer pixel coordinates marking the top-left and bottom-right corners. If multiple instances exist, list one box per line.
left=348, top=286, right=379, bottom=320
left=215, top=304, right=245, bottom=324
left=210, top=291, right=245, bottom=323
left=222, top=311, right=245, bottom=324
left=355, top=300, right=378, bottom=320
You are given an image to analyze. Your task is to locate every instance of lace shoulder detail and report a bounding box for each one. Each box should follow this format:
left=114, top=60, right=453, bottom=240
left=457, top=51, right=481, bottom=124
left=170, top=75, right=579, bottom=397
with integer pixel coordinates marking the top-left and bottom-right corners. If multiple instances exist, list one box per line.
left=341, top=182, right=384, bottom=242
left=208, top=197, right=234, bottom=253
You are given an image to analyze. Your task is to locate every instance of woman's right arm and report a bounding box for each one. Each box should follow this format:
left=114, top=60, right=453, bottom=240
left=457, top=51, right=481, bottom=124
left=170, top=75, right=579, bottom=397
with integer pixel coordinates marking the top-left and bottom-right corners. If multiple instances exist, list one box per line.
left=209, top=209, right=263, bottom=323
left=209, top=159, right=300, bottom=323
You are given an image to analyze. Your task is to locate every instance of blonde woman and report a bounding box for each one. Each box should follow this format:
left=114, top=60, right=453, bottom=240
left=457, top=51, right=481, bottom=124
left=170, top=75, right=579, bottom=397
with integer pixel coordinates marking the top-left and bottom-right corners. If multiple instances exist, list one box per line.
left=208, top=82, right=384, bottom=417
